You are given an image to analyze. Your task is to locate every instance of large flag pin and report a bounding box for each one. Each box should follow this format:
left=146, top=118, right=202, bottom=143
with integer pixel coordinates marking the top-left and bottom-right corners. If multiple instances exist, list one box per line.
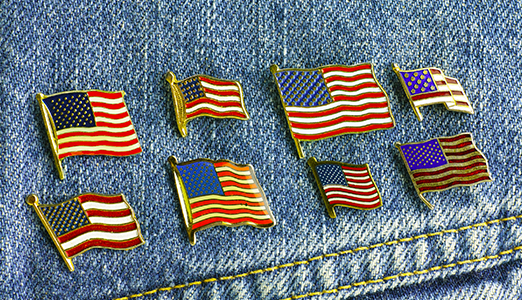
left=26, top=193, right=145, bottom=271
left=168, top=156, right=276, bottom=245
left=166, top=72, right=250, bottom=137
left=36, top=90, right=142, bottom=180
left=392, top=64, right=474, bottom=121
left=308, top=157, right=383, bottom=218
left=395, top=133, right=492, bottom=209
left=270, top=63, right=395, bottom=158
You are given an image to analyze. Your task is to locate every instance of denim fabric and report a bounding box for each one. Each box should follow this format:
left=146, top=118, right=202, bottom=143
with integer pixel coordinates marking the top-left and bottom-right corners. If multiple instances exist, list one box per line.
left=1, top=1, right=522, bottom=299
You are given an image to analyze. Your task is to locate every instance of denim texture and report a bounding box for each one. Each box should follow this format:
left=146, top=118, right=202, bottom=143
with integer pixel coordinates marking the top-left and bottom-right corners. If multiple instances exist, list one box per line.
left=1, top=0, right=522, bottom=299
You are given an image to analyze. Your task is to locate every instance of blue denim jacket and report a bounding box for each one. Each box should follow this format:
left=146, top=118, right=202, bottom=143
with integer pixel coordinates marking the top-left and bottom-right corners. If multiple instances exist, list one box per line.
left=2, top=0, right=522, bottom=299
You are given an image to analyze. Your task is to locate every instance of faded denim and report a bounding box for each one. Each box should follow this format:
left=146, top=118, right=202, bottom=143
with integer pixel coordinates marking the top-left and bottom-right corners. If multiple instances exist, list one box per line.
left=1, top=0, right=522, bottom=299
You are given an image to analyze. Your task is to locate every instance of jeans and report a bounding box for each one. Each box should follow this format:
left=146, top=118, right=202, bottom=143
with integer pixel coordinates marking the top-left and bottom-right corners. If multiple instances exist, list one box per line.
left=2, top=0, right=521, bottom=299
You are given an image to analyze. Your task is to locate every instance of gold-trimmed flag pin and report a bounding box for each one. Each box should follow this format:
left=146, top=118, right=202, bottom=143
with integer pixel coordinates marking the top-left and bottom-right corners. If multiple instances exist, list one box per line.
left=166, top=72, right=250, bottom=137
left=270, top=63, right=395, bottom=158
left=26, top=193, right=145, bottom=271
left=395, top=133, right=492, bottom=209
left=308, top=157, right=383, bottom=218
left=168, top=156, right=275, bottom=245
left=36, top=90, right=142, bottom=180
left=392, top=63, right=474, bottom=121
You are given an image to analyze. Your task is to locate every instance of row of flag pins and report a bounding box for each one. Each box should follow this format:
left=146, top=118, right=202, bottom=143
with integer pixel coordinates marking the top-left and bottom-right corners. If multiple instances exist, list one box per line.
left=27, top=63, right=492, bottom=271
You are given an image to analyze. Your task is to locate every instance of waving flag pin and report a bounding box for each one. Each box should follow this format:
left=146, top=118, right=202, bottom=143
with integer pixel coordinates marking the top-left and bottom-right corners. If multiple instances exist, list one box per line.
left=166, top=72, right=250, bottom=137
left=308, top=157, right=383, bottom=218
left=168, top=156, right=275, bottom=245
left=26, top=193, right=145, bottom=271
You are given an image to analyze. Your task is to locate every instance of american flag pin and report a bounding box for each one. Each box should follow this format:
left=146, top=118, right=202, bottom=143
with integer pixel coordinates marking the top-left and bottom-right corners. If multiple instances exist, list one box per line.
left=270, top=63, right=396, bottom=158
left=395, top=133, right=492, bottom=209
left=165, top=72, right=250, bottom=137
left=26, top=193, right=145, bottom=271
left=392, top=64, right=474, bottom=121
left=308, top=157, right=383, bottom=218
left=36, top=90, right=142, bottom=180
left=168, top=156, right=276, bottom=245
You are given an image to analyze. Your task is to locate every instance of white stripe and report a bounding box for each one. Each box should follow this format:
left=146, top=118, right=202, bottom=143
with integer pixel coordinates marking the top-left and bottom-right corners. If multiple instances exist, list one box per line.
left=330, top=87, right=383, bottom=97
left=342, top=169, right=368, bottom=175
left=285, top=98, right=388, bottom=113
left=343, top=175, right=371, bottom=181
left=290, top=117, right=394, bottom=135
left=57, top=124, right=136, bottom=135
left=414, top=97, right=455, bottom=107
left=61, top=230, right=139, bottom=250
left=204, top=93, right=241, bottom=102
left=215, top=166, right=252, bottom=176
left=324, top=185, right=377, bottom=193
left=58, top=133, right=138, bottom=144
left=288, top=107, right=390, bottom=124
left=58, top=144, right=141, bottom=155
left=189, top=194, right=264, bottom=203
left=193, top=212, right=270, bottom=223
left=432, top=74, right=446, bottom=82
left=186, top=103, right=244, bottom=114
left=91, top=106, right=129, bottom=115
left=222, top=186, right=260, bottom=193
left=89, top=96, right=124, bottom=105
left=218, top=177, right=255, bottom=184
left=327, top=197, right=382, bottom=206
left=322, top=68, right=372, bottom=78
left=326, top=78, right=376, bottom=88
left=191, top=204, right=267, bottom=214
left=95, top=115, right=131, bottom=124
left=89, top=215, right=134, bottom=225
left=200, top=81, right=239, bottom=91
left=81, top=201, right=129, bottom=211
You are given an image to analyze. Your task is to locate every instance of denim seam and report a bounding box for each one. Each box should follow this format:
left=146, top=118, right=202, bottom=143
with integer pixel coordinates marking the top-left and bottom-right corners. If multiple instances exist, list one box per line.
left=114, top=214, right=522, bottom=300
left=281, top=244, right=522, bottom=300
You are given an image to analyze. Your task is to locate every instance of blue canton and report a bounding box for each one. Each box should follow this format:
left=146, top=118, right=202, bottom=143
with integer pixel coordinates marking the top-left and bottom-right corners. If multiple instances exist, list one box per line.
left=316, top=163, right=346, bottom=187
left=42, top=92, right=96, bottom=131
left=275, top=70, right=332, bottom=107
left=40, top=199, right=90, bottom=237
left=179, top=77, right=205, bottom=103
left=400, top=139, right=448, bottom=171
left=177, top=161, right=224, bottom=198
left=400, top=68, right=438, bottom=96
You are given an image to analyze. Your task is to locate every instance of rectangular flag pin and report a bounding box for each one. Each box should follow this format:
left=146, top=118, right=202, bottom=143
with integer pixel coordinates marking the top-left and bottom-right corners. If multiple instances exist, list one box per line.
left=168, top=156, right=275, bottom=245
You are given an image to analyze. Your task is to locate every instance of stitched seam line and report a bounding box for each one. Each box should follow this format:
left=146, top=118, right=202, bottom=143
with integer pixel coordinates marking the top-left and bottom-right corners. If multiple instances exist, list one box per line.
left=281, top=244, right=522, bottom=300
left=114, top=214, right=522, bottom=300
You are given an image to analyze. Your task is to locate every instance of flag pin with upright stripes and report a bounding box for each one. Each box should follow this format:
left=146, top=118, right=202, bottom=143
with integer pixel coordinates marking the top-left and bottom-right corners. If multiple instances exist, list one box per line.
left=168, top=156, right=276, bottom=245
left=395, top=133, right=492, bottom=209
left=36, top=90, right=142, bottom=180
left=270, top=63, right=396, bottom=158
left=392, top=64, right=474, bottom=121
left=166, top=72, right=250, bottom=137
left=308, top=157, right=383, bottom=218
left=26, top=193, right=145, bottom=271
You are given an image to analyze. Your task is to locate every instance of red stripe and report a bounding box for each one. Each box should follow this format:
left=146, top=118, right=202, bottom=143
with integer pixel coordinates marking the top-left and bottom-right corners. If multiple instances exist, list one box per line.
left=78, top=194, right=124, bottom=204
left=94, top=111, right=129, bottom=119
left=191, top=199, right=264, bottom=209
left=455, top=101, right=469, bottom=106
left=438, top=134, right=471, bottom=143
left=441, top=141, right=473, bottom=150
left=58, top=147, right=142, bottom=159
left=203, top=88, right=240, bottom=97
left=65, top=237, right=142, bottom=257
left=214, top=162, right=250, bottom=170
left=58, top=223, right=137, bottom=243
left=87, top=91, right=123, bottom=99
left=192, top=217, right=273, bottom=230
left=446, top=78, right=458, bottom=84
left=332, top=92, right=386, bottom=102
left=192, top=208, right=268, bottom=219
left=435, top=81, right=446, bottom=86
left=415, top=169, right=490, bottom=185
left=430, top=69, right=442, bottom=74
left=325, top=188, right=377, bottom=197
left=59, top=138, right=140, bottom=149
left=324, top=73, right=375, bottom=84
left=342, top=165, right=370, bottom=172
left=187, top=109, right=247, bottom=119
left=411, top=91, right=452, bottom=101
left=322, top=64, right=371, bottom=73
left=448, top=155, right=485, bottom=164
left=90, top=102, right=125, bottom=110
left=327, top=194, right=380, bottom=203
left=85, top=209, right=132, bottom=218
left=328, top=82, right=379, bottom=92
left=452, top=91, right=465, bottom=96
left=199, top=76, right=238, bottom=86
left=220, top=181, right=257, bottom=189
left=418, top=176, right=492, bottom=192
left=223, top=191, right=262, bottom=198
left=95, top=120, right=133, bottom=128
left=412, top=162, right=487, bottom=178
left=329, top=199, right=381, bottom=209
left=57, top=129, right=136, bottom=139
left=216, top=171, right=252, bottom=180
left=286, top=102, right=390, bottom=118
left=290, top=113, right=391, bottom=129
left=444, top=149, right=478, bottom=158
left=185, top=98, right=242, bottom=109
left=292, top=122, right=394, bottom=140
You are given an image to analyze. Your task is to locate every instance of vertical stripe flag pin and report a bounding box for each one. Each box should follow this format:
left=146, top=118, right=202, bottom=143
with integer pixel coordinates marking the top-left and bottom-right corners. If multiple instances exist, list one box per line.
left=270, top=63, right=395, bottom=158
left=308, top=157, right=383, bottom=218
left=392, top=64, right=474, bottom=121
left=395, top=133, right=492, bottom=209
left=26, top=193, right=145, bottom=271
left=36, top=90, right=142, bottom=180
left=166, top=71, right=250, bottom=137
left=168, top=156, right=275, bottom=245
